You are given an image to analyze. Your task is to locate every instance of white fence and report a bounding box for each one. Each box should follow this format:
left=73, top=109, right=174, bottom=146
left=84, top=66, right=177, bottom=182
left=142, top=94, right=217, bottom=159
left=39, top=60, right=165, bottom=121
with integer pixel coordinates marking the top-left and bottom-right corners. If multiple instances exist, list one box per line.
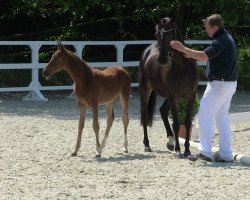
left=0, top=40, right=211, bottom=101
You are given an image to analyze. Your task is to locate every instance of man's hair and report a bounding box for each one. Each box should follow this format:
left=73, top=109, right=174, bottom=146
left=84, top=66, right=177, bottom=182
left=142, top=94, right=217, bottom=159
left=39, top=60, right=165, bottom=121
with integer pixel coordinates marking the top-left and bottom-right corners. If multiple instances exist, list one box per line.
left=204, top=14, right=224, bottom=28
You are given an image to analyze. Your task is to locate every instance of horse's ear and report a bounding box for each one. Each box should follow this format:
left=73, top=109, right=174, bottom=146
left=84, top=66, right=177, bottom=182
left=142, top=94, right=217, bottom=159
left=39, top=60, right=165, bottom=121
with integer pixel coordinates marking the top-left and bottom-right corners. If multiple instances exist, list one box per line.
left=170, top=17, right=176, bottom=23
left=57, top=41, right=63, bottom=50
left=155, top=24, right=159, bottom=31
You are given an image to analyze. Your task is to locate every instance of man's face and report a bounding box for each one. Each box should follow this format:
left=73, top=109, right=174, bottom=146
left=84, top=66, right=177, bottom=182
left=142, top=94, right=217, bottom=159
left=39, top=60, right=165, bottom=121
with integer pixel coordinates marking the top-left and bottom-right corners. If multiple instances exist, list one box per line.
left=204, top=22, right=219, bottom=38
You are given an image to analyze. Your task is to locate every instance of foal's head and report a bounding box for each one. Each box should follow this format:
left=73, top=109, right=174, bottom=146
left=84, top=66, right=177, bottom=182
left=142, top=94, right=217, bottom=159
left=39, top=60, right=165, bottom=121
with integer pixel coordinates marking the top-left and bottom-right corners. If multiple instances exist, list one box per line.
left=155, top=17, right=176, bottom=65
left=43, top=41, right=68, bottom=78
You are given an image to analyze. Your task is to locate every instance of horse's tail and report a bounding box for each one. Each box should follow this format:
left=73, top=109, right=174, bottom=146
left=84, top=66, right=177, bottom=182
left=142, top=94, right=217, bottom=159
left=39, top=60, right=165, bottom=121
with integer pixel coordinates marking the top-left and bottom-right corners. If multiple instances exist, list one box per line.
left=146, top=91, right=157, bottom=127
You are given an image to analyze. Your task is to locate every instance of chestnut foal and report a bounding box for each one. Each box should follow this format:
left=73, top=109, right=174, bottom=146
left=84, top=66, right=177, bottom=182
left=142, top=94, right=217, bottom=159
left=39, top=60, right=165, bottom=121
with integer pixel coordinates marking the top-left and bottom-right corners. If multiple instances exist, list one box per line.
left=43, top=42, right=131, bottom=157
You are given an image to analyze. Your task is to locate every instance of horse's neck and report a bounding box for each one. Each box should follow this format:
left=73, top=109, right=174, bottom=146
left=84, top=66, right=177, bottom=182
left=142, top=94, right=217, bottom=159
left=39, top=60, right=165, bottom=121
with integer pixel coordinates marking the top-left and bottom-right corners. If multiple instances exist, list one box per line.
left=65, top=54, right=92, bottom=84
left=173, top=23, right=185, bottom=44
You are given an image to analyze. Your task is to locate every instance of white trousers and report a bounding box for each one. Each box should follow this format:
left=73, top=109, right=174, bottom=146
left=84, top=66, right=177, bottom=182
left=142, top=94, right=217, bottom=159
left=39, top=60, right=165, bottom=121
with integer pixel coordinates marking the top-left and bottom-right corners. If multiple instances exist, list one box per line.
left=198, top=81, right=237, bottom=161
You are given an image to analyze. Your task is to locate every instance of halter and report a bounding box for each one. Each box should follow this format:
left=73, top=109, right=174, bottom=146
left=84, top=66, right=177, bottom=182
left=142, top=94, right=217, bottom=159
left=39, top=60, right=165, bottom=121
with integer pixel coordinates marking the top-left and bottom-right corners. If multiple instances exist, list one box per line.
left=159, top=26, right=176, bottom=58
left=157, top=26, right=176, bottom=66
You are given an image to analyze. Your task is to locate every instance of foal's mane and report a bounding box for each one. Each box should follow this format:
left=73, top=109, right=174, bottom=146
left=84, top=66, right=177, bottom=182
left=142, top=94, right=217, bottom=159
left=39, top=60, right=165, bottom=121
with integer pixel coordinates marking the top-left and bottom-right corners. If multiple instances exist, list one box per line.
left=63, top=47, right=91, bottom=70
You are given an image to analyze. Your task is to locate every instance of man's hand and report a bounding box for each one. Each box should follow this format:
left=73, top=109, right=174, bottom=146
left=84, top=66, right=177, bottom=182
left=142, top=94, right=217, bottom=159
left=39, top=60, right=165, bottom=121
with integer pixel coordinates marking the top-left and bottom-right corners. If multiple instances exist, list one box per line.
left=170, top=40, right=185, bottom=52
left=170, top=40, right=208, bottom=61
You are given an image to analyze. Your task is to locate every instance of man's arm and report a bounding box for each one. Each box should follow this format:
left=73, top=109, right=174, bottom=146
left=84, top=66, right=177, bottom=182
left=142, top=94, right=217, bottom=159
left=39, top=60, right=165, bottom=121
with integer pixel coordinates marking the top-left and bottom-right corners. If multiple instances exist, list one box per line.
left=170, top=40, right=209, bottom=61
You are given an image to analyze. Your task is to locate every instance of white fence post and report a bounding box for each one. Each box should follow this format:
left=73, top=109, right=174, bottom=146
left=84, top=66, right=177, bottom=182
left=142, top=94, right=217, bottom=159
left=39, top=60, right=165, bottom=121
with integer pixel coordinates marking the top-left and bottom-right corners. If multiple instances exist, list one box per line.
left=23, top=42, right=48, bottom=101
left=116, top=42, right=125, bottom=66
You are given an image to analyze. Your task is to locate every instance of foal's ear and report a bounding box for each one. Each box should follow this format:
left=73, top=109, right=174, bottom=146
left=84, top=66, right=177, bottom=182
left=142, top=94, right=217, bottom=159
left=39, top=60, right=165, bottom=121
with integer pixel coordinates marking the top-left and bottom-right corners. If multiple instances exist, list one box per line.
left=57, top=41, right=63, bottom=50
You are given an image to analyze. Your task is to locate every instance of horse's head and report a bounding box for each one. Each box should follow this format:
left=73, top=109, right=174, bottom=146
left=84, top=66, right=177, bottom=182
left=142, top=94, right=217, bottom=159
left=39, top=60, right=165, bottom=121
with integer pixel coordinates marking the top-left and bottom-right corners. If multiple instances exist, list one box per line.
left=155, top=17, right=176, bottom=65
left=42, top=41, right=67, bottom=79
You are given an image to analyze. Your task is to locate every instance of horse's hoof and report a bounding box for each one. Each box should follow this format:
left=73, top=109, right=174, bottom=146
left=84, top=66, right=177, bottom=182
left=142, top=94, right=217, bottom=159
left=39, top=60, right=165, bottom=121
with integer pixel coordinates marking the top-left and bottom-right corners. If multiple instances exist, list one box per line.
left=95, top=154, right=101, bottom=158
left=144, top=147, right=152, bottom=152
left=178, top=153, right=184, bottom=159
left=71, top=152, right=77, bottom=156
left=123, top=150, right=128, bottom=153
left=167, top=143, right=174, bottom=151
left=183, top=151, right=191, bottom=158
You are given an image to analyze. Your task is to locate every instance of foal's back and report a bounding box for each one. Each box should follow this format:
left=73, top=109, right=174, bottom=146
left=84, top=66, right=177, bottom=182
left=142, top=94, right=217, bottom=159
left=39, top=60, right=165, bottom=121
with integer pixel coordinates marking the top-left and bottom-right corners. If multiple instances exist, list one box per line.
left=90, top=66, right=131, bottom=104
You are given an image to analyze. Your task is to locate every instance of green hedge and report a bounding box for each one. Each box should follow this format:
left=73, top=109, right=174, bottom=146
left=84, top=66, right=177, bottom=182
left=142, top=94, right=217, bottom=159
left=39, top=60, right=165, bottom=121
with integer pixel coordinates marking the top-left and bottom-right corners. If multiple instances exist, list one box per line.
left=237, top=47, right=250, bottom=90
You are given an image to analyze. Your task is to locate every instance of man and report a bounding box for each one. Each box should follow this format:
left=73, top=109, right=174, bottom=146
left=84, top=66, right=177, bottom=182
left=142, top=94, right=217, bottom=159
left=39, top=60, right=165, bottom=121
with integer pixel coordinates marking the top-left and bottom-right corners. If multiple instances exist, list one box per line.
left=170, top=14, right=237, bottom=162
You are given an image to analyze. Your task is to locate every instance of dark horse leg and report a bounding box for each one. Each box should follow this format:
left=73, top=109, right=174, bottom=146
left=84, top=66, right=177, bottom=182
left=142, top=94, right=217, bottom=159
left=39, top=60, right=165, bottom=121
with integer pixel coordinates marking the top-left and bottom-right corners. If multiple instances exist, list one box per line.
left=159, top=99, right=175, bottom=151
left=168, top=98, right=181, bottom=154
left=183, top=96, right=196, bottom=157
left=140, top=88, right=155, bottom=152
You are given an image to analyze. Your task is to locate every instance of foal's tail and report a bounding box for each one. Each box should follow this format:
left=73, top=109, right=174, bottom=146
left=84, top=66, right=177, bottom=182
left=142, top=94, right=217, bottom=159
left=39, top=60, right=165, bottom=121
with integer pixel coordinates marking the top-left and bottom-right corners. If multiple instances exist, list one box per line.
left=146, top=91, right=157, bottom=127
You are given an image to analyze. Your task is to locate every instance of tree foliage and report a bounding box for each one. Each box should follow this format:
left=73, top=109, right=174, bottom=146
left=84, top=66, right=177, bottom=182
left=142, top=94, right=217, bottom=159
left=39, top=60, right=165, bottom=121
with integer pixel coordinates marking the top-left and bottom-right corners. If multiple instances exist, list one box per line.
left=0, top=0, right=249, bottom=41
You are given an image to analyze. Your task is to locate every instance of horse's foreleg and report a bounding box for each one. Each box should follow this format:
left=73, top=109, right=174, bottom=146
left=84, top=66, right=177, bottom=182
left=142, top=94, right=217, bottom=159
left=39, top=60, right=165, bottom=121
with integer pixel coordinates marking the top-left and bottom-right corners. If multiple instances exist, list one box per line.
left=168, top=99, right=181, bottom=154
left=160, top=99, right=174, bottom=151
left=120, top=95, right=129, bottom=153
left=72, top=102, right=86, bottom=156
left=183, top=100, right=194, bottom=157
left=100, top=102, right=115, bottom=154
left=183, top=122, right=192, bottom=157
left=91, top=105, right=101, bottom=157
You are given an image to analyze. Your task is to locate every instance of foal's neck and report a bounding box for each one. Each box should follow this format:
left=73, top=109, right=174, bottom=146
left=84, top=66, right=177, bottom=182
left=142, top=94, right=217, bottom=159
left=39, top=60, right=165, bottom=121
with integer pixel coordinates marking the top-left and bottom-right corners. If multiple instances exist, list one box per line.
left=65, top=52, right=92, bottom=83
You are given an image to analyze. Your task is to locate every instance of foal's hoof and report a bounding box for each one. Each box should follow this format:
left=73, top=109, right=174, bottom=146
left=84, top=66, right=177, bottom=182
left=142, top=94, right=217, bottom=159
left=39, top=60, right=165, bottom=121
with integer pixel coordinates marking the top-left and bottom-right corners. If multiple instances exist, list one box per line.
left=71, top=152, right=77, bottom=157
left=167, top=143, right=174, bottom=151
left=144, top=147, right=152, bottom=152
left=95, top=154, right=101, bottom=158
left=123, top=150, right=128, bottom=153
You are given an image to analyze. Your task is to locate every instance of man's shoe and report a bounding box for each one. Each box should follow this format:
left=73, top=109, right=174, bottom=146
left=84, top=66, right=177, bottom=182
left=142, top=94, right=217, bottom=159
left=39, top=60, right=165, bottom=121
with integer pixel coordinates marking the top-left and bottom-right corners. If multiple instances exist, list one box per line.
left=214, top=156, right=234, bottom=163
left=188, top=153, right=213, bottom=162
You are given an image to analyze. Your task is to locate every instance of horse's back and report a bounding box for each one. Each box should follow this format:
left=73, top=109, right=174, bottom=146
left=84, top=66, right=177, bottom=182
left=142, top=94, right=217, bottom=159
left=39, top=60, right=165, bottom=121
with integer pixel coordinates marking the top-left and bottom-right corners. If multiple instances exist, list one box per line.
left=90, top=66, right=130, bottom=104
left=101, top=66, right=130, bottom=86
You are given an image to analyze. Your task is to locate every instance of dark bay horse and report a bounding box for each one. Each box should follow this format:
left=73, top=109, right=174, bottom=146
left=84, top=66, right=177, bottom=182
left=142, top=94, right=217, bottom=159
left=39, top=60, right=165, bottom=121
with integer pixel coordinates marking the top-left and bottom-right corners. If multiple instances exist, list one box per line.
left=43, top=42, right=131, bottom=157
left=139, top=17, right=198, bottom=157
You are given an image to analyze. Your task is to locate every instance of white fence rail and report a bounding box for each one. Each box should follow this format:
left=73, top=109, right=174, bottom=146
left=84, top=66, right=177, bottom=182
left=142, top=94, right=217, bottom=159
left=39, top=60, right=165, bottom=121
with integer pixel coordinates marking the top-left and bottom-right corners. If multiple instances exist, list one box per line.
left=0, top=40, right=211, bottom=101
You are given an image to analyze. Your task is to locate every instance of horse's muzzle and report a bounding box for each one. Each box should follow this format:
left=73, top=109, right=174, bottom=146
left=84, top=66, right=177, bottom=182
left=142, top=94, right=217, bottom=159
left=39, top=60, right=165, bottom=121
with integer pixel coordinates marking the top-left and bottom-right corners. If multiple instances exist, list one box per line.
left=42, top=68, right=51, bottom=79
left=157, top=55, right=167, bottom=65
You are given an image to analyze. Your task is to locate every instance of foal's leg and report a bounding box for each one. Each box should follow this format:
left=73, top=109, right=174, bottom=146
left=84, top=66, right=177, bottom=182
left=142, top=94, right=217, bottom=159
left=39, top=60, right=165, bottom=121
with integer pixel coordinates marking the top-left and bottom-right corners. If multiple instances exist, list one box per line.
left=72, top=101, right=86, bottom=156
left=120, top=93, right=129, bottom=153
left=159, top=99, right=174, bottom=151
left=99, top=102, right=115, bottom=154
left=91, top=104, right=101, bottom=157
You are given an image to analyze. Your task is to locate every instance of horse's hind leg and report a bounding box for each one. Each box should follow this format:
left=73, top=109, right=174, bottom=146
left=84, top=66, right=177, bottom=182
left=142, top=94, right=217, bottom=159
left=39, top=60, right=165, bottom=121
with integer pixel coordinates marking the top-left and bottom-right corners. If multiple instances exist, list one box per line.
left=99, top=102, right=115, bottom=154
left=159, top=99, right=174, bottom=151
left=120, top=93, right=129, bottom=153
left=140, top=88, right=153, bottom=152
left=72, top=101, right=86, bottom=156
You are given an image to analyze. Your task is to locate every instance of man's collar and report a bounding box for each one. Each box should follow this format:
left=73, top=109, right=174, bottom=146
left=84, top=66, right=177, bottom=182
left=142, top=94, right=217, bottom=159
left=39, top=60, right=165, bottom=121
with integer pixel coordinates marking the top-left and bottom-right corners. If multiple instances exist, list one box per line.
left=213, top=28, right=225, bottom=38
